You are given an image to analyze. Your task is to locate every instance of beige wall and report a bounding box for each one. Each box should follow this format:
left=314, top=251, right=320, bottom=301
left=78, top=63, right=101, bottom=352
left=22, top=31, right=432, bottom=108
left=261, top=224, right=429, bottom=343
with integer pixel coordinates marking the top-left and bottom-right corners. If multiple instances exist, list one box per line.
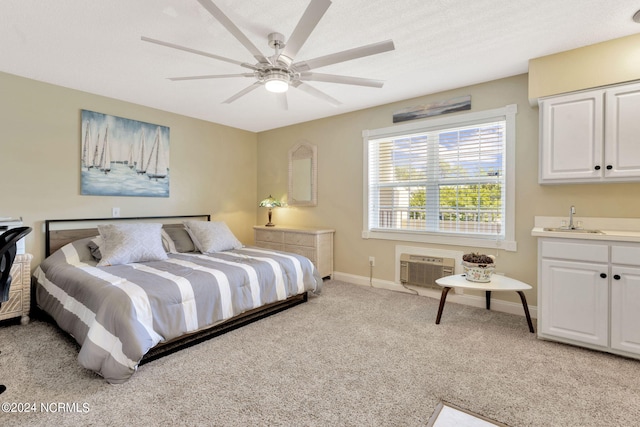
left=257, top=73, right=640, bottom=306
left=6, top=58, right=640, bottom=308
left=0, top=71, right=258, bottom=268
left=528, top=32, right=640, bottom=101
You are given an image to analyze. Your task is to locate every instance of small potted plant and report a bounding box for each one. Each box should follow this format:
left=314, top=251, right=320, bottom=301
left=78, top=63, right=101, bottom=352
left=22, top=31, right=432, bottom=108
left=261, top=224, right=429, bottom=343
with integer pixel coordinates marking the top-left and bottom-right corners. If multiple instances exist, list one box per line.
left=462, top=252, right=496, bottom=282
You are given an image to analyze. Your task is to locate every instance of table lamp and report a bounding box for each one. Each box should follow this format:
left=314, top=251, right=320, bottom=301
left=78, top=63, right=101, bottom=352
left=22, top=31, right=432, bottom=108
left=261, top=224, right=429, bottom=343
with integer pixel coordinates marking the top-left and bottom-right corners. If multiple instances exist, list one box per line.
left=259, top=195, right=282, bottom=227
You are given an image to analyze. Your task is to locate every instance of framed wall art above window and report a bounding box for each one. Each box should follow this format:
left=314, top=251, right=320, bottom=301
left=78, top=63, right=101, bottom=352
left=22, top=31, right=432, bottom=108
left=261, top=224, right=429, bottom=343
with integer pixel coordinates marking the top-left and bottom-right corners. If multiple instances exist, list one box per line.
left=363, top=104, right=517, bottom=251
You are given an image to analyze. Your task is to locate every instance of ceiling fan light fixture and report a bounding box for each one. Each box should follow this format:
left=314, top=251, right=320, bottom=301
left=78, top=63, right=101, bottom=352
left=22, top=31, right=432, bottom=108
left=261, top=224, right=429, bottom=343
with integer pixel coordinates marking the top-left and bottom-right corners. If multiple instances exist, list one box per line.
left=264, top=70, right=290, bottom=93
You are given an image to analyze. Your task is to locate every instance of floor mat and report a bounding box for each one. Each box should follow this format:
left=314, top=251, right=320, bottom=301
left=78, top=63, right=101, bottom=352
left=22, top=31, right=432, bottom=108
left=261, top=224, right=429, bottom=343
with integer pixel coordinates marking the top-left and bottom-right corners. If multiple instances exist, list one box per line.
left=427, top=402, right=508, bottom=427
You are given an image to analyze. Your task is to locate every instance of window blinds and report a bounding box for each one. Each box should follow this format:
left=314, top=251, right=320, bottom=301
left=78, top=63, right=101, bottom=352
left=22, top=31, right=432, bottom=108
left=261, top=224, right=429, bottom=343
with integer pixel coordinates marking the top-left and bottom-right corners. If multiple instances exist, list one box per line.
left=368, top=120, right=506, bottom=237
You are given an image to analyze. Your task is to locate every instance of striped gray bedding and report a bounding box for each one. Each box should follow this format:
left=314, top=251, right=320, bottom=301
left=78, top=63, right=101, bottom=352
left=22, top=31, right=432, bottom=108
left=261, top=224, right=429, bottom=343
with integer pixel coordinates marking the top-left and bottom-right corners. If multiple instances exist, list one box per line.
left=33, top=237, right=321, bottom=384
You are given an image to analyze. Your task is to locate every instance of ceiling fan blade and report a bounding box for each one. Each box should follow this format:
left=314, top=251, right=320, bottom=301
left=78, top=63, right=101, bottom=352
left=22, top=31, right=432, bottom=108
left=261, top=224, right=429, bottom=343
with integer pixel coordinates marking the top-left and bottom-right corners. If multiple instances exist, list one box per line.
left=169, top=73, right=254, bottom=81
left=277, top=0, right=332, bottom=67
left=141, top=36, right=258, bottom=70
left=293, top=39, right=395, bottom=72
left=299, top=72, right=384, bottom=88
left=222, top=82, right=262, bottom=104
left=196, top=0, right=270, bottom=64
left=292, top=81, right=341, bottom=106
left=276, top=93, right=288, bottom=110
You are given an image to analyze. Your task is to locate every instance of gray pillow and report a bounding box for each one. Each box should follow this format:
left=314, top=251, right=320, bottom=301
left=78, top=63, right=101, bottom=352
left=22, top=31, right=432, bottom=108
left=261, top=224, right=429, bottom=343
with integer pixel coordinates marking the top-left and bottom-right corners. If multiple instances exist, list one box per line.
left=183, top=221, right=243, bottom=253
left=163, top=227, right=196, bottom=253
left=87, top=236, right=103, bottom=261
left=97, top=223, right=168, bottom=266
left=89, top=230, right=176, bottom=259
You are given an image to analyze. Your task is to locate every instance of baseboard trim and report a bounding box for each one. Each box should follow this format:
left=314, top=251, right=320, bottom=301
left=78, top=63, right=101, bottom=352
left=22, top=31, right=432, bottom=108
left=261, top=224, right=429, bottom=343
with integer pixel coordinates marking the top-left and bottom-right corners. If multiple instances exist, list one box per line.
left=332, top=271, right=538, bottom=319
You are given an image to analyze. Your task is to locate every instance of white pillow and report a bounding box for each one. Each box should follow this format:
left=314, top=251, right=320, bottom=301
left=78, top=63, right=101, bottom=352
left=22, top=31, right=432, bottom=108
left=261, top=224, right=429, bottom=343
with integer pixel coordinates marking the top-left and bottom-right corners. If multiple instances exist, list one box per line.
left=97, top=223, right=168, bottom=266
left=183, top=221, right=243, bottom=253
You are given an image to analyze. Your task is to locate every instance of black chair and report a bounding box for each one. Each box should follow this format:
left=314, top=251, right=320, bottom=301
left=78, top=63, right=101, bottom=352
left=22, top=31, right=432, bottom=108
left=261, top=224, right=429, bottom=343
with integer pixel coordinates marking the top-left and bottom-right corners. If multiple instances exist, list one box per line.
left=0, top=226, right=32, bottom=395
left=0, top=227, right=32, bottom=304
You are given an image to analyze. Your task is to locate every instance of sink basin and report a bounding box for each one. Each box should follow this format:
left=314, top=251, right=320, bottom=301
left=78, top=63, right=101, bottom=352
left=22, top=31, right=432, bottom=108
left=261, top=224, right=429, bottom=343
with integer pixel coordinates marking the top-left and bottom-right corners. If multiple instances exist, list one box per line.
left=543, top=227, right=604, bottom=234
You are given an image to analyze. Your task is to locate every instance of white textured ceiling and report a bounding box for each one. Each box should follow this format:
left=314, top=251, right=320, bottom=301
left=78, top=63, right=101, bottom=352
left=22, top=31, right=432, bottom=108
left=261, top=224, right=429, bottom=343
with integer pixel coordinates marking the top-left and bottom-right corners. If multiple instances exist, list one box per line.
left=1, top=1, right=639, bottom=132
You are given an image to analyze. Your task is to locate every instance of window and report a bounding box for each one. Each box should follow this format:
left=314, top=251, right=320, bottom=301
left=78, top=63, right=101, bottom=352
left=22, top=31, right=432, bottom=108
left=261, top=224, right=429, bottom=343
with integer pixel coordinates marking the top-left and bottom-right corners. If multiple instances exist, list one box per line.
left=363, top=105, right=517, bottom=251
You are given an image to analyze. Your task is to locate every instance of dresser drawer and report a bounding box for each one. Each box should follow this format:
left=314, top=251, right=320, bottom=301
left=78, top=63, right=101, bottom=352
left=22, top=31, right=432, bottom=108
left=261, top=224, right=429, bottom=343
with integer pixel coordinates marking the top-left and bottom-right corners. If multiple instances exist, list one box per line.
left=1, top=253, right=33, bottom=324
left=255, top=229, right=283, bottom=243
left=10, top=262, right=22, bottom=284
left=284, top=245, right=317, bottom=263
left=284, top=232, right=315, bottom=247
left=0, top=290, right=22, bottom=317
left=256, top=241, right=284, bottom=251
left=254, top=226, right=334, bottom=279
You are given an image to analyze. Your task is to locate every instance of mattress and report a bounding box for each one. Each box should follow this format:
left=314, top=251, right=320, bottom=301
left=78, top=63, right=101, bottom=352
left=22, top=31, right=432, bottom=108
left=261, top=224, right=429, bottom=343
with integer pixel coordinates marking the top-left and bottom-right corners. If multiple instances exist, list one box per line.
left=34, top=237, right=321, bottom=383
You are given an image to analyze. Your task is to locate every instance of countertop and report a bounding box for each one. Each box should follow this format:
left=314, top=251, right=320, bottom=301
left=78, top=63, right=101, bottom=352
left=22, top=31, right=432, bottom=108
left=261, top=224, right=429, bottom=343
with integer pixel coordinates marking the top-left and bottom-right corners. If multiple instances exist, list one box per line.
left=531, top=216, right=640, bottom=243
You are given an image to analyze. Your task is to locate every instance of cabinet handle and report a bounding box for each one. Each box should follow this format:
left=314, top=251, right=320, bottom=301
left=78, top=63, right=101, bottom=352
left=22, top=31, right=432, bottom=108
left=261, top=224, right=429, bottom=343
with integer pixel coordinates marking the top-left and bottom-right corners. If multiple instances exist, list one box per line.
left=594, top=165, right=601, bottom=170
left=606, top=165, right=613, bottom=170
left=600, top=273, right=607, bottom=279
left=613, top=274, right=621, bottom=280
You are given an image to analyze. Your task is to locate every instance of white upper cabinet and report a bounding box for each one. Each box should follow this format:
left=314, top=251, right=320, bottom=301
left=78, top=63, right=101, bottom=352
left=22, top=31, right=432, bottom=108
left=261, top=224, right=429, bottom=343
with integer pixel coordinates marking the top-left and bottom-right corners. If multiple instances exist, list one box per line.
left=539, top=81, right=640, bottom=184
left=604, top=83, right=640, bottom=179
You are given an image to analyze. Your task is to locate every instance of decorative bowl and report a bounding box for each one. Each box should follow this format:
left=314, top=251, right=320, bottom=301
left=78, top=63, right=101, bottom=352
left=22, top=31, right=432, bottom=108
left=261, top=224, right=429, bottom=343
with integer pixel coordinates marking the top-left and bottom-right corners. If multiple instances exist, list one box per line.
left=461, top=260, right=495, bottom=283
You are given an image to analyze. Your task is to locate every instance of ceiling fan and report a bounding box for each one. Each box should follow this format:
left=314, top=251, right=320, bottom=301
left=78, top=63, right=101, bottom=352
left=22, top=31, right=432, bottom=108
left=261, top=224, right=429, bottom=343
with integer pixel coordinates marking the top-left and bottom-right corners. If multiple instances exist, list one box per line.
left=141, top=0, right=395, bottom=108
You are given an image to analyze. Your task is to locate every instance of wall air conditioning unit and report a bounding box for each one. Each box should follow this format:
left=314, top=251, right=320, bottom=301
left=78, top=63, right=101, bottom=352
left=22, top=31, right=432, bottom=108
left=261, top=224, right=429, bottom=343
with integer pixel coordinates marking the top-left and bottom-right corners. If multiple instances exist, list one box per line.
left=400, top=253, right=455, bottom=289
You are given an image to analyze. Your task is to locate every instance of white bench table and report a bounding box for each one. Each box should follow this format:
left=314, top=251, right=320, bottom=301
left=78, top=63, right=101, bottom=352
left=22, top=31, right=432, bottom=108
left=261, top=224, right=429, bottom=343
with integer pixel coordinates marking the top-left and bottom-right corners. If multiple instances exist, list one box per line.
left=435, top=274, right=535, bottom=333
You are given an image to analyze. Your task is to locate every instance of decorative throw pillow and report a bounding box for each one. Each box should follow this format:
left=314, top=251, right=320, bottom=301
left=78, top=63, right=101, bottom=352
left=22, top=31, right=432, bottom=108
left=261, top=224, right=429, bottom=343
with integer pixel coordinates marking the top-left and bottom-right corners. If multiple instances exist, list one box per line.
left=163, top=227, right=196, bottom=253
left=65, top=236, right=98, bottom=264
left=96, top=223, right=168, bottom=266
left=183, top=220, right=243, bottom=253
left=160, top=229, right=177, bottom=253
left=87, top=236, right=103, bottom=261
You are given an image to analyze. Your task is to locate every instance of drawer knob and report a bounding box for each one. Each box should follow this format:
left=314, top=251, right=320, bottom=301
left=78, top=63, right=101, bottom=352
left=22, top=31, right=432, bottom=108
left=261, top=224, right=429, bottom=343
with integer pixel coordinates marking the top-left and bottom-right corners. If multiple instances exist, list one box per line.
left=600, top=273, right=607, bottom=279
left=613, top=274, right=621, bottom=280
left=594, top=165, right=601, bottom=170
left=606, top=165, right=613, bottom=170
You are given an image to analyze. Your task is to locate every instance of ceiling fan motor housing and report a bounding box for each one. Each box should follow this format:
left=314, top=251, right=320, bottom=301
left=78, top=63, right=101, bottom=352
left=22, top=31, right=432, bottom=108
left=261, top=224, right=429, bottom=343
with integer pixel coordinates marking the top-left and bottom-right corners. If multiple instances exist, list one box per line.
left=268, top=32, right=286, bottom=50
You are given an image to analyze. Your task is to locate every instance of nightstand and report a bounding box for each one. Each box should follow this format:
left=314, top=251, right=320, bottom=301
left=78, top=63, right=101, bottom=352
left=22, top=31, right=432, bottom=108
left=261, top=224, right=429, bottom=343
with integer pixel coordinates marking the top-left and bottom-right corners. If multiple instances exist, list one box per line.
left=253, top=226, right=334, bottom=279
left=0, top=253, right=32, bottom=324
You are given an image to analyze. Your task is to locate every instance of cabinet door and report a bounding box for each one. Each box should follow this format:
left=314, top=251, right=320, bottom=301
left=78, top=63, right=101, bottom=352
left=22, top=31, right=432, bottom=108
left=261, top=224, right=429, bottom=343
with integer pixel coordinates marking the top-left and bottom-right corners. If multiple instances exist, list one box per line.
left=604, top=83, right=640, bottom=179
left=539, top=91, right=604, bottom=183
left=540, top=259, right=608, bottom=346
left=610, top=266, right=640, bottom=355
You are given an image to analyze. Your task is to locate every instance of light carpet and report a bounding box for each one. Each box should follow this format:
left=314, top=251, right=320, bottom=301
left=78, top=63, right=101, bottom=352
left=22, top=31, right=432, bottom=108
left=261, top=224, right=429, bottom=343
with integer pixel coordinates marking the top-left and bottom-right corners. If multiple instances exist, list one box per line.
left=1, top=280, right=639, bottom=426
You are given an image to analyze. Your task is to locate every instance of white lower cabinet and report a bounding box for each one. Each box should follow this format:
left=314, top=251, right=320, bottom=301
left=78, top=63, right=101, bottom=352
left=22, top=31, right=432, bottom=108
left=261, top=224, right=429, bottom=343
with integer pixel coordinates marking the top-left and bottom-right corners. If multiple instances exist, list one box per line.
left=538, top=239, right=640, bottom=359
left=540, top=258, right=609, bottom=346
left=610, top=245, right=640, bottom=355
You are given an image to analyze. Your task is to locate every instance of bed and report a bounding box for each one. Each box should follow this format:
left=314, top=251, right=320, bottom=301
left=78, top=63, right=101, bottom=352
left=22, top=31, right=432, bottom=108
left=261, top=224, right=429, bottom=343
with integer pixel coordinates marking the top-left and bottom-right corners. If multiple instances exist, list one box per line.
left=33, top=215, right=321, bottom=384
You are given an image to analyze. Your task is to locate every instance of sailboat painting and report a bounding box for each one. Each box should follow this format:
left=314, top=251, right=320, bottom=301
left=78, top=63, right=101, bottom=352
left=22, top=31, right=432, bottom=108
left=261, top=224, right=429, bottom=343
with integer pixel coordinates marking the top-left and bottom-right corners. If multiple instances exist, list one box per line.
left=81, top=110, right=170, bottom=197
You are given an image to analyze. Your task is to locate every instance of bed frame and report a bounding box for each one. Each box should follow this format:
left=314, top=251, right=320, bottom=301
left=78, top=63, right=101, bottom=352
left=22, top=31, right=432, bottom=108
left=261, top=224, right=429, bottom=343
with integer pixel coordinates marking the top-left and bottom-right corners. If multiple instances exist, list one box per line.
left=39, top=215, right=308, bottom=364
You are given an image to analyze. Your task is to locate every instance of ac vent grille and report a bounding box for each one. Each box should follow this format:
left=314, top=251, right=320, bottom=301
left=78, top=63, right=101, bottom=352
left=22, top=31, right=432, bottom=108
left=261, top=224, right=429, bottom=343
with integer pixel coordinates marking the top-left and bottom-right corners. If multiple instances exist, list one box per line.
left=400, top=253, right=455, bottom=289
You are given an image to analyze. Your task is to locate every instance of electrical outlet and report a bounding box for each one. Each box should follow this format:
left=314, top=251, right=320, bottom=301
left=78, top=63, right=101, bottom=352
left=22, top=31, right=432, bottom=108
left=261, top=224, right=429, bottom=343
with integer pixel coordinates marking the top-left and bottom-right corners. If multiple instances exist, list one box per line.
left=112, top=207, right=120, bottom=218
left=369, top=256, right=375, bottom=266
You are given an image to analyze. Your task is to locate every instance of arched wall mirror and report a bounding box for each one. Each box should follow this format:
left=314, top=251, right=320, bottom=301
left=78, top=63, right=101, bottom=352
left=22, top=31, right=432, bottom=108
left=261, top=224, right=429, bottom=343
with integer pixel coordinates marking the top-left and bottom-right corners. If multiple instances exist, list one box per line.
left=288, top=142, right=317, bottom=207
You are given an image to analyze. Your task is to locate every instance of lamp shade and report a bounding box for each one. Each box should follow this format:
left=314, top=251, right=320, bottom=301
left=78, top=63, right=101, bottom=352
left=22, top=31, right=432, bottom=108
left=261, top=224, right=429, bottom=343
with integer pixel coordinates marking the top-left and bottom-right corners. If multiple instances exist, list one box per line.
left=259, top=195, right=282, bottom=208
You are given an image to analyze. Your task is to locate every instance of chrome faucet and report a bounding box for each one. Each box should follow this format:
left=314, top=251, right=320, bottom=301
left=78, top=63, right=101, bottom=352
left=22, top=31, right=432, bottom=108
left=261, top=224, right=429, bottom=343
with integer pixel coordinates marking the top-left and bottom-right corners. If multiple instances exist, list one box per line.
left=568, top=205, right=576, bottom=229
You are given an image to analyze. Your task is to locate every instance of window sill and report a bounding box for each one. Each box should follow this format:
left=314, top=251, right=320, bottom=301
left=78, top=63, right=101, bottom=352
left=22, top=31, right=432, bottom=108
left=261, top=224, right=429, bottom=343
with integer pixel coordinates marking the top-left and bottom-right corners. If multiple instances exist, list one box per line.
left=362, top=229, right=517, bottom=251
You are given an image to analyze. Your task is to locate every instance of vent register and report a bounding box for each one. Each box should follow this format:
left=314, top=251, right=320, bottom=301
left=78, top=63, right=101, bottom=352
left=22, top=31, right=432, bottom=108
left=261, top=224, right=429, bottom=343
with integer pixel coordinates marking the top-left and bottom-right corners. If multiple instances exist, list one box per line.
left=400, top=254, right=455, bottom=289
